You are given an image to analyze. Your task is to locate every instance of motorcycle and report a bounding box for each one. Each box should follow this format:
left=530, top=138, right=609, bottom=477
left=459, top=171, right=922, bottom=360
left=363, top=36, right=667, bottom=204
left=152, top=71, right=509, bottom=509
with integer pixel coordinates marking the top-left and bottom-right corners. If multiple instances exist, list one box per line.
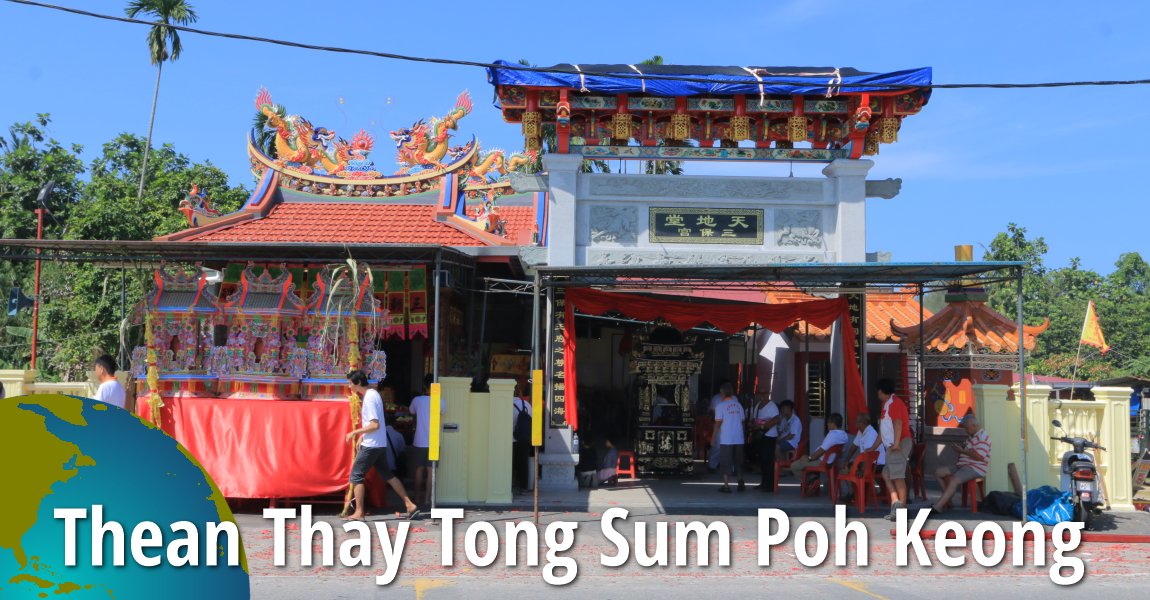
left=1050, top=419, right=1106, bottom=529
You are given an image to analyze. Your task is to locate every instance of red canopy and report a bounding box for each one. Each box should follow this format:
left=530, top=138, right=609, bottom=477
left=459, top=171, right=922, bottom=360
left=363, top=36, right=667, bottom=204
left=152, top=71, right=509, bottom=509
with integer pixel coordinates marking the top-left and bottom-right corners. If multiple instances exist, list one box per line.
left=563, top=288, right=868, bottom=430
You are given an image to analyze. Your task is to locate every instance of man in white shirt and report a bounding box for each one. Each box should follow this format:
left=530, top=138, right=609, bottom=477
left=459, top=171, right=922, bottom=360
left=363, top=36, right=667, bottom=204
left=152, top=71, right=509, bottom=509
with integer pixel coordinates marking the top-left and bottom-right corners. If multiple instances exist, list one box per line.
left=408, top=374, right=440, bottom=508
left=712, top=383, right=747, bottom=493
left=843, top=413, right=885, bottom=467
left=93, top=355, right=126, bottom=410
left=776, top=400, right=803, bottom=454
left=789, top=413, right=850, bottom=479
left=707, top=380, right=731, bottom=414
left=752, top=394, right=781, bottom=492
left=344, top=370, right=418, bottom=521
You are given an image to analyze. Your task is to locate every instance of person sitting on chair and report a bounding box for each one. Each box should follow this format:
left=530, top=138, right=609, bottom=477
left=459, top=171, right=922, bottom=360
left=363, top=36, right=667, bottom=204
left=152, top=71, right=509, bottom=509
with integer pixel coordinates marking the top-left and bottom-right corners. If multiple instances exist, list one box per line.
left=930, top=415, right=991, bottom=513
left=776, top=400, right=803, bottom=454
left=840, top=413, right=885, bottom=502
left=790, top=413, right=849, bottom=484
left=598, top=439, right=619, bottom=486
left=576, top=439, right=598, bottom=488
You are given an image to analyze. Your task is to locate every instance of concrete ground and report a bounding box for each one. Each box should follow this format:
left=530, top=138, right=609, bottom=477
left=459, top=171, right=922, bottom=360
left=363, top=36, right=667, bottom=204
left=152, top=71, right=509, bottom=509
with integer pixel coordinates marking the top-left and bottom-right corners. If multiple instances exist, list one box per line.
left=239, top=471, right=1150, bottom=598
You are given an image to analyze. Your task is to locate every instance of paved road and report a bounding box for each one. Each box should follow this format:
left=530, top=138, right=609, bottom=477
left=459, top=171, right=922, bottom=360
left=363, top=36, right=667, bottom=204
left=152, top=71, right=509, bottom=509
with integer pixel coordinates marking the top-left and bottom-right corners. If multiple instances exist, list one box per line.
left=240, top=508, right=1150, bottom=598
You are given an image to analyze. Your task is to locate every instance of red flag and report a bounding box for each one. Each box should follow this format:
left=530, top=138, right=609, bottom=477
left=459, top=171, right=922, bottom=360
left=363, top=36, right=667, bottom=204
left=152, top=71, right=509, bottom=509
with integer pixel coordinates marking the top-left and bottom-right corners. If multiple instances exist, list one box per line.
left=1079, top=300, right=1110, bottom=354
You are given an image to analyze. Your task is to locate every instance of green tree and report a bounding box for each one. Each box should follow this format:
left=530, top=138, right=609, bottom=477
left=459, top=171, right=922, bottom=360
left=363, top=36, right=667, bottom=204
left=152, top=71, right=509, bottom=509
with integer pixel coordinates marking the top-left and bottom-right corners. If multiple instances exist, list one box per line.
left=0, top=115, right=85, bottom=369
left=125, top=0, right=199, bottom=208
left=0, top=117, right=248, bottom=378
left=982, top=222, right=1052, bottom=327
left=40, top=133, right=246, bottom=380
left=983, top=224, right=1149, bottom=379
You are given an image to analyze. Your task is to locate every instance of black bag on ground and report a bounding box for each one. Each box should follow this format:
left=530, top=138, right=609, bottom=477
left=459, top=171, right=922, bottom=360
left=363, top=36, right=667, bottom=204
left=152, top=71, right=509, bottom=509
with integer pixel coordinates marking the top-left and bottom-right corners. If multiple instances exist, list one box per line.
left=983, top=491, right=1021, bottom=516
left=514, top=403, right=532, bottom=443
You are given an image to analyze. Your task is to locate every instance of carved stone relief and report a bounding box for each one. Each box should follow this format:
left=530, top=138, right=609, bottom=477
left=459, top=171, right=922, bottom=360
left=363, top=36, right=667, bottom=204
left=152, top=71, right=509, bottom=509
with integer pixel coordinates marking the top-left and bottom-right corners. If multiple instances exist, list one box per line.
left=775, top=209, right=824, bottom=248
left=586, top=250, right=824, bottom=266
left=589, top=205, right=638, bottom=244
left=588, top=176, right=821, bottom=200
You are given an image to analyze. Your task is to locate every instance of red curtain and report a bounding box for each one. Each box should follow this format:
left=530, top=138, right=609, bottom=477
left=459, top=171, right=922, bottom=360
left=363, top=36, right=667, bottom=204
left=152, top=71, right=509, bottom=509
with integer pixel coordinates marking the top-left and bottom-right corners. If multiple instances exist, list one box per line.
left=140, top=397, right=355, bottom=498
left=563, top=288, right=868, bottom=430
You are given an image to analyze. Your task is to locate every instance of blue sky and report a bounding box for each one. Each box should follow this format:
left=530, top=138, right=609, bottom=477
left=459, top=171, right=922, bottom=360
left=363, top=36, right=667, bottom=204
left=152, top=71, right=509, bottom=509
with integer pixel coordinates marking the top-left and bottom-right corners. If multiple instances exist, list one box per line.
left=1, top=0, right=1146, bottom=274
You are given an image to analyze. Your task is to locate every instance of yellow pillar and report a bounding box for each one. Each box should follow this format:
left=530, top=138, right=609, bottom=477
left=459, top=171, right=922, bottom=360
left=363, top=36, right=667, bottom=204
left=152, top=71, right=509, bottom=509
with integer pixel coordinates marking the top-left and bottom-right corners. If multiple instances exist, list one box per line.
left=435, top=377, right=471, bottom=504
left=486, top=379, right=516, bottom=504
left=0, top=369, right=37, bottom=397
left=1020, top=384, right=1059, bottom=489
left=973, top=384, right=1014, bottom=492
left=1092, top=386, right=1135, bottom=511
left=465, top=390, right=491, bottom=503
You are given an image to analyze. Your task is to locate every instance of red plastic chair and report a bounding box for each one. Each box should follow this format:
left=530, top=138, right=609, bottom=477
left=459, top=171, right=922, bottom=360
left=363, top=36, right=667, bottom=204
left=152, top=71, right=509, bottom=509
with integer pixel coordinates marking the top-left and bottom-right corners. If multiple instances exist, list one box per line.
left=774, top=433, right=807, bottom=489
left=616, top=450, right=637, bottom=480
left=908, top=443, right=927, bottom=501
left=800, top=444, right=845, bottom=502
left=961, top=477, right=986, bottom=513
left=838, top=451, right=881, bottom=514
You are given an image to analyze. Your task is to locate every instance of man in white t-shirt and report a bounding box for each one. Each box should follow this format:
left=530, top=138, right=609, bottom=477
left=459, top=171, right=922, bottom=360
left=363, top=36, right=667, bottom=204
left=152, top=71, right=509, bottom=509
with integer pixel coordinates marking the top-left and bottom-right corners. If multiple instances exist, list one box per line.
left=93, top=355, right=126, bottom=410
left=408, top=374, right=441, bottom=507
left=776, top=400, right=803, bottom=454
left=707, top=380, right=731, bottom=414
left=344, top=370, right=418, bottom=521
left=712, top=383, right=746, bottom=493
left=789, top=413, right=850, bottom=480
left=752, top=394, right=781, bottom=492
left=843, top=413, right=885, bottom=466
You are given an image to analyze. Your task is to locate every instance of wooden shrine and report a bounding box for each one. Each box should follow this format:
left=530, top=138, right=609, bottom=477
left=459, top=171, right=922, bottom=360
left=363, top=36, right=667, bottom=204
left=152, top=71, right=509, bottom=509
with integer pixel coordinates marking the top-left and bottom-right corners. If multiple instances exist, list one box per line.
left=630, top=331, right=702, bottom=475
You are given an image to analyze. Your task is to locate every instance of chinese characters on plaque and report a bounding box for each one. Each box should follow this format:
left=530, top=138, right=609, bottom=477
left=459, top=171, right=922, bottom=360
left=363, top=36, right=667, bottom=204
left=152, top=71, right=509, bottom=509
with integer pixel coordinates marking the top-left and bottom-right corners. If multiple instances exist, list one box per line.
left=846, top=293, right=865, bottom=376
left=549, top=290, right=568, bottom=428
left=649, top=207, right=764, bottom=244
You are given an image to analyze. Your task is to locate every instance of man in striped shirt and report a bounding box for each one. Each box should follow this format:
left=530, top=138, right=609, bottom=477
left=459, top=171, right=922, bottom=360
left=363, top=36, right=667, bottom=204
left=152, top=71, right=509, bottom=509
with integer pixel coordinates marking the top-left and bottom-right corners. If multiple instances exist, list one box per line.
left=931, top=415, right=991, bottom=513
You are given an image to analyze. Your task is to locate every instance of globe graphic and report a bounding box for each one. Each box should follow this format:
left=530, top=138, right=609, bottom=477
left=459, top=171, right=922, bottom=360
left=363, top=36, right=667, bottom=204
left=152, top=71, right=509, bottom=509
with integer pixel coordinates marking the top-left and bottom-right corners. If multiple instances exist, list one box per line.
left=0, top=395, right=249, bottom=599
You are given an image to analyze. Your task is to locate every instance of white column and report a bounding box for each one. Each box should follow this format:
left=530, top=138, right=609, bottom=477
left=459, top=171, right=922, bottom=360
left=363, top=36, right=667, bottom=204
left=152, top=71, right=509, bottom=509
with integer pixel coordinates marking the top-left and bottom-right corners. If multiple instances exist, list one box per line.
left=973, top=384, right=1016, bottom=493
left=822, top=159, right=874, bottom=263
left=544, top=153, right=584, bottom=267
left=1092, top=386, right=1135, bottom=511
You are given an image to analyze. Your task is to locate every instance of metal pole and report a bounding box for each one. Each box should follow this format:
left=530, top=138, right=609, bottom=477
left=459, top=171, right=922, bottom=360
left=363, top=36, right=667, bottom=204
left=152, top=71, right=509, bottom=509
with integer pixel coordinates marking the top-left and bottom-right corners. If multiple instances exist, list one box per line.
left=918, top=284, right=926, bottom=440
left=31, top=208, right=44, bottom=371
left=119, top=267, right=127, bottom=369
left=1017, top=267, right=1029, bottom=522
left=431, top=251, right=442, bottom=511
left=531, top=271, right=541, bottom=525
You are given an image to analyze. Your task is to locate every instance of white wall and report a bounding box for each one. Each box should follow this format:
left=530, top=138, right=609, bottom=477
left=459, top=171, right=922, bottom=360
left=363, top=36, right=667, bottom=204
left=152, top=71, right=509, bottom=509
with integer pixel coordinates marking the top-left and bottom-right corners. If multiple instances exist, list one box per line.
left=545, top=159, right=874, bottom=267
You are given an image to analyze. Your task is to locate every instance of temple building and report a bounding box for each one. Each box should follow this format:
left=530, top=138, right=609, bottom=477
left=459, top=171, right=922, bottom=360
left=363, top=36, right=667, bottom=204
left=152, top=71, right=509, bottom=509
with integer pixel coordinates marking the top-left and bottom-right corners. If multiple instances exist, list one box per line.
left=123, top=62, right=951, bottom=500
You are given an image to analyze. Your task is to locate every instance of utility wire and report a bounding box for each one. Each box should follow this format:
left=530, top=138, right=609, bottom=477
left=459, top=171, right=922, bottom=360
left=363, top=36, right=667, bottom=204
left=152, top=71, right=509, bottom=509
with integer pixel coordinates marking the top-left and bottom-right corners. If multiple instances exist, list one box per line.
left=7, top=0, right=1150, bottom=92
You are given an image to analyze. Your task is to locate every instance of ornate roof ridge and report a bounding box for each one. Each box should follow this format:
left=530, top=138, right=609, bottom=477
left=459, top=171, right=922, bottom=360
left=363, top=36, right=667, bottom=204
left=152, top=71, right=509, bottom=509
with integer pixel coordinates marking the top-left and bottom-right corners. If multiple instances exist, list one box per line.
left=891, top=299, right=1049, bottom=354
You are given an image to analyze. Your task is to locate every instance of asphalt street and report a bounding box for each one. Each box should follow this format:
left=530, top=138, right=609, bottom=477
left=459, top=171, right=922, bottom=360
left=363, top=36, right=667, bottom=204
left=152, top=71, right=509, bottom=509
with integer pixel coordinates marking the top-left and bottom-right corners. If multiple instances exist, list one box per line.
left=239, top=508, right=1150, bottom=599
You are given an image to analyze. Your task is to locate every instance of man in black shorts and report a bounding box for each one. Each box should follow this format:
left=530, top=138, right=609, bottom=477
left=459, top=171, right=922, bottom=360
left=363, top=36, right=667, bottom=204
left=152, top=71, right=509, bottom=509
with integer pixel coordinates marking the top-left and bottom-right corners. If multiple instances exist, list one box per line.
left=344, top=370, right=419, bottom=520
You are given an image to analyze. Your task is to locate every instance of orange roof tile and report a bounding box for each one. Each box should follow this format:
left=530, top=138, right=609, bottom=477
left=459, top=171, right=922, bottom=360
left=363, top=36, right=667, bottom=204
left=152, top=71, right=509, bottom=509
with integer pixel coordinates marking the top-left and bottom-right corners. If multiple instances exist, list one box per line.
left=767, top=286, right=930, bottom=343
left=182, top=203, right=489, bottom=246
left=891, top=300, right=1048, bottom=353
left=497, top=206, right=538, bottom=245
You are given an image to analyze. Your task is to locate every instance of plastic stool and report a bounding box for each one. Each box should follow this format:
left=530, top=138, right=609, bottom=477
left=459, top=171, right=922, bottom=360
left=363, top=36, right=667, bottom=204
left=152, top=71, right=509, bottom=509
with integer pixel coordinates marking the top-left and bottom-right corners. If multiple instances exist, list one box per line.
left=617, top=450, right=637, bottom=479
left=961, top=478, right=986, bottom=513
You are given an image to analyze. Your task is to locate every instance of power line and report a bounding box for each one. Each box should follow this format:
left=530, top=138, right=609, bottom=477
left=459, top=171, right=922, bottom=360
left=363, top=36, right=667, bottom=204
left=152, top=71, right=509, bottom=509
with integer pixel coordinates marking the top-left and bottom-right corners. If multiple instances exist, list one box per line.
left=7, top=0, right=1150, bottom=92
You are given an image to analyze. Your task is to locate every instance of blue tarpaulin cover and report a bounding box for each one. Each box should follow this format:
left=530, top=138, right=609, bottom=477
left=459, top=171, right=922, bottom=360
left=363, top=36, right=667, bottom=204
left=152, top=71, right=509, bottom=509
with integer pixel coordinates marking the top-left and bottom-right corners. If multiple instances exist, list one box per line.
left=487, top=61, right=932, bottom=100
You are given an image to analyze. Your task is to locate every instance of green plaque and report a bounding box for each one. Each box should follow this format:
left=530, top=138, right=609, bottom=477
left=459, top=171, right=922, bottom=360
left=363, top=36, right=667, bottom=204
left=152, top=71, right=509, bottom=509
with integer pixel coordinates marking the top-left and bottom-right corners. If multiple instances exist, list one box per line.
left=649, top=207, right=764, bottom=244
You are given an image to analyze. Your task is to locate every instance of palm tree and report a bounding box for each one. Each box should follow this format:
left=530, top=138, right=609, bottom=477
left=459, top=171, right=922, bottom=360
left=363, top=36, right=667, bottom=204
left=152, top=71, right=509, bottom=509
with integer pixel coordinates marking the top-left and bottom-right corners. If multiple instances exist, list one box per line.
left=126, top=0, right=198, bottom=208
left=637, top=55, right=684, bottom=176
left=253, top=104, right=286, bottom=159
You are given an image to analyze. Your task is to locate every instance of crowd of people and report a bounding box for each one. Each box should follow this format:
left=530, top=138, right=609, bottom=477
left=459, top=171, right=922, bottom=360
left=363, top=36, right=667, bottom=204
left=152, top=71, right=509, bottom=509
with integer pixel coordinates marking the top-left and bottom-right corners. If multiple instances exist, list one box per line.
left=72, top=354, right=989, bottom=520
left=706, top=377, right=990, bottom=520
